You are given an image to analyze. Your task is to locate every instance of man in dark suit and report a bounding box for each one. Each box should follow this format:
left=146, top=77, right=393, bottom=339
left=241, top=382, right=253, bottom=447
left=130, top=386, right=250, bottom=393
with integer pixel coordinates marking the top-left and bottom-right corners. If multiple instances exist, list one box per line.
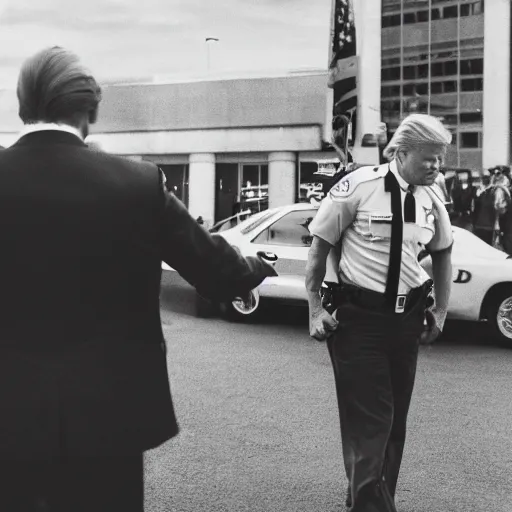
left=0, top=46, right=276, bottom=512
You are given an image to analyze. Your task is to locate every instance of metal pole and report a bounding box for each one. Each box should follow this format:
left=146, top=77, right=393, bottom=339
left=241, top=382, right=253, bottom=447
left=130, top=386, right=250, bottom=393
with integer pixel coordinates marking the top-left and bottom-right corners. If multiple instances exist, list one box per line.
left=428, top=0, right=432, bottom=115
left=400, top=0, right=404, bottom=119
left=205, top=37, right=219, bottom=74
left=456, top=0, right=461, bottom=168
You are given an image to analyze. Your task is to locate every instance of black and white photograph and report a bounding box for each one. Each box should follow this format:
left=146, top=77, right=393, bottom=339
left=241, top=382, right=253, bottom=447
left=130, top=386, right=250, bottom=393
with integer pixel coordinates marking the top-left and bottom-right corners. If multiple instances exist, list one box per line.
left=0, top=0, right=510, bottom=511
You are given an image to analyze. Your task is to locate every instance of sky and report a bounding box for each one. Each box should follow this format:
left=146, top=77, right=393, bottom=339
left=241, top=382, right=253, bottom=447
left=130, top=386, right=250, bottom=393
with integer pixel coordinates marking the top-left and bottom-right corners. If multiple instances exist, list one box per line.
left=0, top=0, right=332, bottom=87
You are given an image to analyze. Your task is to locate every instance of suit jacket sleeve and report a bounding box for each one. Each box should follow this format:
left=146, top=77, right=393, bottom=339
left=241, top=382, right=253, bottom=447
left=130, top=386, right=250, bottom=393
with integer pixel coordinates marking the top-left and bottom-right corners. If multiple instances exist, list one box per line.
left=157, top=170, right=277, bottom=302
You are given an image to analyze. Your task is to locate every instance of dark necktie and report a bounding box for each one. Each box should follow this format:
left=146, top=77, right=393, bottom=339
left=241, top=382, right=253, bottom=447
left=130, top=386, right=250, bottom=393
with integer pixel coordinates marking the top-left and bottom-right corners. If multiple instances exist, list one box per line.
left=404, top=185, right=416, bottom=223
left=384, top=171, right=403, bottom=305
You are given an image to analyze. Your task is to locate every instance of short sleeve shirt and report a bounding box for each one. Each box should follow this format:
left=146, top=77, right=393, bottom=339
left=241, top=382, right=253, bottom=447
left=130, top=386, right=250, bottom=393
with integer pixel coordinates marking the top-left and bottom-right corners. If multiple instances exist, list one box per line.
left=309, top=160, right=453, bottom=294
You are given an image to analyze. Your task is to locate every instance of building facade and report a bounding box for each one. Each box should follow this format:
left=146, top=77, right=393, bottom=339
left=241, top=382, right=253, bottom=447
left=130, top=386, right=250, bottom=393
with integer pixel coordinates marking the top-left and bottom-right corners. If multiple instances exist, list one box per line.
left=381, top=0, right=511, bottom=170
left=0, top=0, right=509, bottom=224
left=0, top=72, right=338, bottom=227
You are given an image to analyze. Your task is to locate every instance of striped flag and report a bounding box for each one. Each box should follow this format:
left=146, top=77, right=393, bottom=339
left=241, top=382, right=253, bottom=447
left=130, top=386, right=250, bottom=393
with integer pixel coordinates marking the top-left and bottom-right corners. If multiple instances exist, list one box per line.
left=328, top=0, right=357, bottom=159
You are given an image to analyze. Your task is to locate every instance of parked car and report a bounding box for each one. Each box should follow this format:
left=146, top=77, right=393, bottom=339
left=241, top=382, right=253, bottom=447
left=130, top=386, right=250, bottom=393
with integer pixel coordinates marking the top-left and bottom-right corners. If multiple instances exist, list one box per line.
left=194, top=203, right=512, bottom=345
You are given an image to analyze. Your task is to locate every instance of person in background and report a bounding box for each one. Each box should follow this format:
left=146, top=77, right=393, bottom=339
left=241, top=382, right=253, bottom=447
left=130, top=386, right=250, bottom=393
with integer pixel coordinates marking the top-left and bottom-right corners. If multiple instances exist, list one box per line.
left=473, top=171, right=510, bottom=245
left=492, top=171, right=511, bottom=250
left=0, top=46, right=276, bottom=512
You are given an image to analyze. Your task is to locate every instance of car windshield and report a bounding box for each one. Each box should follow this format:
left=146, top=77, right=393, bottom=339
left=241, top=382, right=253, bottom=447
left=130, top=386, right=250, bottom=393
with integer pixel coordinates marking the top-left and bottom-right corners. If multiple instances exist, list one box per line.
left=239, top=208, right=281, bottom=234
left=209, top=210, right=253, bottom=233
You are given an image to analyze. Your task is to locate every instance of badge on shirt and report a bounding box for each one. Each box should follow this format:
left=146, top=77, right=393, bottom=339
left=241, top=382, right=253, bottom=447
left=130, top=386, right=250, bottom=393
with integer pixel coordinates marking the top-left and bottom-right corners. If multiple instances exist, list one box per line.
left=422, top=205, right=435, bottom=225
left=330, top=177, right=351, bottom=198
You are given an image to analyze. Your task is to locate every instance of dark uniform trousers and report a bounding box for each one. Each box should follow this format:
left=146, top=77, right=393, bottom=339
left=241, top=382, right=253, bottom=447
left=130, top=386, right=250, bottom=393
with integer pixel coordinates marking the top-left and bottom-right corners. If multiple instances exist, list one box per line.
left=327, top=293, right=426, bottom=512
left=0, top=455, right=144, bottom=512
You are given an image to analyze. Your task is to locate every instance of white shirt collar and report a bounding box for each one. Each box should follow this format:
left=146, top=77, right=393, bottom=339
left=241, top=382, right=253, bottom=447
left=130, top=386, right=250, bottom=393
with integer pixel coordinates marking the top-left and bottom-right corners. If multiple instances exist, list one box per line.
left=18, top=122, right=83, bottom=141
left=389, top=159, right=412, bottom=191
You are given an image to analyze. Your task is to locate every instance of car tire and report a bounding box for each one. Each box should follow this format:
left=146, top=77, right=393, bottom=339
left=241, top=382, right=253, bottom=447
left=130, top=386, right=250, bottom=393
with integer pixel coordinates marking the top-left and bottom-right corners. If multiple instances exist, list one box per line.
left=222, top=288, right=261, bottom=322
left=486, top=287, right=512, bottom=345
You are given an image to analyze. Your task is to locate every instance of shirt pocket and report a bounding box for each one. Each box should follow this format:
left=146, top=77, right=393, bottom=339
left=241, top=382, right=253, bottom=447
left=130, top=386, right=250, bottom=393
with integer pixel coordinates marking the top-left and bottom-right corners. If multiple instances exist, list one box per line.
left=355, top=210, right=393, bottom=241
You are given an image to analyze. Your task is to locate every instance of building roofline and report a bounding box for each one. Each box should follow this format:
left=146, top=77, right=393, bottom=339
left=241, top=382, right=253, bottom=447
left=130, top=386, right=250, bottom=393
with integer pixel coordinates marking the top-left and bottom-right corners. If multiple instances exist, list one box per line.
left=99, top=68, right=328, bottom=88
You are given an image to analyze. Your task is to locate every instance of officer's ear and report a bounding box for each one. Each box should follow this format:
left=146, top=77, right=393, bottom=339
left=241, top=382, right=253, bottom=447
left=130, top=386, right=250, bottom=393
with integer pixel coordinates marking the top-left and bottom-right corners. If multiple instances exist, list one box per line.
left=396, top=149, right=406, bottom=166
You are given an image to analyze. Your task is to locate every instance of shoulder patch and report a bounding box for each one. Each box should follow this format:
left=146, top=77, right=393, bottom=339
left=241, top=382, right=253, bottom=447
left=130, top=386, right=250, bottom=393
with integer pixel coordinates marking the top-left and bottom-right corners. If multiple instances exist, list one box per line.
left=329, top=164, right=387, bottom=199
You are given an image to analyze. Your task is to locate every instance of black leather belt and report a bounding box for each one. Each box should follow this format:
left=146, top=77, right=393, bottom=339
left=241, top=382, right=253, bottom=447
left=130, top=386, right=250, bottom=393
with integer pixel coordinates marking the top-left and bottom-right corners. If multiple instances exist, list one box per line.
left=332, top=279, right=434, bottom=314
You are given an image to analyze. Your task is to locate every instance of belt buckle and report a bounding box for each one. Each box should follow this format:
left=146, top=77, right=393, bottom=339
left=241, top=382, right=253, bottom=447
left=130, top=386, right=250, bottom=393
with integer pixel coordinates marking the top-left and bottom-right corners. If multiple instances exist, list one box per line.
left=395, top=294, right=407, bottom=314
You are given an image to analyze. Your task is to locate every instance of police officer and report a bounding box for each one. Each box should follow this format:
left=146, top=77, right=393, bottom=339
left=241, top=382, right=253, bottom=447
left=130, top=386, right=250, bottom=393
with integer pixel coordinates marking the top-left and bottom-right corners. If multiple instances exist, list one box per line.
left=306, top=114, right=453, bottom=512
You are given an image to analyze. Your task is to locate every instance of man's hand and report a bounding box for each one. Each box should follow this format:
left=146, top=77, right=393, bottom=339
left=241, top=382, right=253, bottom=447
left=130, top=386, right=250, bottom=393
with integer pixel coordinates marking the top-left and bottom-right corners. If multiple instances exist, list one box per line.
left=419, top=308, right=442, bottom=345
left=309, top=309, right=339, bottom=341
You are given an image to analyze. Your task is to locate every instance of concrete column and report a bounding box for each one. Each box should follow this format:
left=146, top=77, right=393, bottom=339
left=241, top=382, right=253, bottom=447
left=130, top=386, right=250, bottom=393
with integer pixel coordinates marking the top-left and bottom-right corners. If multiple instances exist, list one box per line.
left=268, top=152, right=296, bottom=208
left=188, top=153, right=216, bottom=228
left=351, top=0, right=381, bottom=164
left=482, top=0, right=511, bottom=169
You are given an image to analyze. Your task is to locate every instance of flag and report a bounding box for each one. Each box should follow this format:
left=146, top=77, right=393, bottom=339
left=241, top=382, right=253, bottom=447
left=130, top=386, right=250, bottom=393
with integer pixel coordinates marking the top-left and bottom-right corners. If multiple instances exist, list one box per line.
left=328, top=0, right=357, bottom=160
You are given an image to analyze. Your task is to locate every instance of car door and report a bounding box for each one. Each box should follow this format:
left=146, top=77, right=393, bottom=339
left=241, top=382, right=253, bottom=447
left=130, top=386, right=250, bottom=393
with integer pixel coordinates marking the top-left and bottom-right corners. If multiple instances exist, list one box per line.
left=245, top=209, right=317, bottom=300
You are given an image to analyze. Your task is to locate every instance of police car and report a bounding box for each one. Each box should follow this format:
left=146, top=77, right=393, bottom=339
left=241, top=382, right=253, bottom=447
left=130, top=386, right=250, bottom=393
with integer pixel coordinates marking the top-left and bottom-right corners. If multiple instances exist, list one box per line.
left=197, top=203, right=512, bottom=345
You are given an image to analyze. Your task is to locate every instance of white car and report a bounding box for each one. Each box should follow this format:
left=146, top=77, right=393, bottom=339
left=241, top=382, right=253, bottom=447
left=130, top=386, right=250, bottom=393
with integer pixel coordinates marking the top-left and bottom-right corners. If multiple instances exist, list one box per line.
left=195, top=203, right=512, bottom=344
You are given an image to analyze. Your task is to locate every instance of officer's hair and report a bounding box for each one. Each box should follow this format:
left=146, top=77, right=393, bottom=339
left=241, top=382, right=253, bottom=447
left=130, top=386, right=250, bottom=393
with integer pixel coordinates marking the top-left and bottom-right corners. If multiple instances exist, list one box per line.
left=17, top=46, right=102, bottom=126
left=383, top=114, right=452, bottom=161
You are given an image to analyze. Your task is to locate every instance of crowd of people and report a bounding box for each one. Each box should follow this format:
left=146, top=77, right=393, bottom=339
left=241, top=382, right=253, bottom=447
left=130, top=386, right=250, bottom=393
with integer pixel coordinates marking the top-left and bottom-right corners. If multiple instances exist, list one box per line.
left=448, top=166, right=512, bottom=253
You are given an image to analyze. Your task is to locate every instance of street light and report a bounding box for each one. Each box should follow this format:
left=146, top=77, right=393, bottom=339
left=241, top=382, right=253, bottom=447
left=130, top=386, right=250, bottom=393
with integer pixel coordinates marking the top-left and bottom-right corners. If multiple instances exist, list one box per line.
left=205, top=37, right=219, bottom=74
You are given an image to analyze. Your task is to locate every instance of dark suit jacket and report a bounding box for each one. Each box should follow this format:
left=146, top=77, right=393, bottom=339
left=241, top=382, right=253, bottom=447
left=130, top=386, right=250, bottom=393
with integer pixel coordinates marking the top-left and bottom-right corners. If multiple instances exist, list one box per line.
left=0, top=130, right=275, bottom=460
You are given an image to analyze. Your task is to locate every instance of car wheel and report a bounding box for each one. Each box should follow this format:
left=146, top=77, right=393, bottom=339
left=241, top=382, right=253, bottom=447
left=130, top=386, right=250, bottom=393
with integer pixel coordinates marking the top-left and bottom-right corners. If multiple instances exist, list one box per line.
left=486, top=287, right=512, bottom=345
left=222, top=288, right=261, bottom=322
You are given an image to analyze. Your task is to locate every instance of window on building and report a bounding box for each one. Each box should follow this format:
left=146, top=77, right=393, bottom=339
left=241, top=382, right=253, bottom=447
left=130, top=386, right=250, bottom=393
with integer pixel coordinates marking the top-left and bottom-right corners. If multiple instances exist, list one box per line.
left=403, top=66, right=416, bottom=80
left=460, top=132, right=480, bottom=148
left=251, top=210, right=316, bottom=247
left=460, top=3, right=471, bottom=16
left=442, top=114, right=458, bottom=125
left=418, top=64, right=429, bottom=78
left=430, top=82, right=443, bottom=94
left=431, top=8, right=441, bottom=20
left=403, top=12, right=416, bottom=24
left=443, top=80, right=457, bottom=93
left=240, top=164, right=269, bottom=215
left=417, top=10, right=429, bottom=22
left=461, top=78, right=483, bottom=91
left=460, top=58, right=483, bottom=75
left=383, top=14, right=401, bottom=27
left=159, top=164, right=189, bottom=206
left=432, top=62, right=444, bottom=77
left=451, top=133, right=457, bottom=146
left=443, top=60, right=458, bottom=76
left=402, top=84, right=416, bottom=96
left=416, top=83, right=429, bottom=95
left=443, top=5, right=458, bottom=18
left=381, top=85, right=401, bottom=97
left=473, top=0, right=484, bottom=15
left=298, top=162, right=324, bottom=204
left=460, top=112, right=482, bottom=123
left=382, top=67, right=401, bottom=81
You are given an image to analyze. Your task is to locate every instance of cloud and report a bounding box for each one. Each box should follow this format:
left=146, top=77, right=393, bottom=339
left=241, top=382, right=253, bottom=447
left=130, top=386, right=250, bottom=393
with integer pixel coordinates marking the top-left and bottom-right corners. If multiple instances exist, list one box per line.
left=0, top=0, right=331, bottom=83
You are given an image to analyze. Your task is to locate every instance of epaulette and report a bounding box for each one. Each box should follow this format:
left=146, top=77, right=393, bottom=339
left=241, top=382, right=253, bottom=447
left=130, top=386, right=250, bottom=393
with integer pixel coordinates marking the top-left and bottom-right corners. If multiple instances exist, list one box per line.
left=329, top=164, right=387, bottom=199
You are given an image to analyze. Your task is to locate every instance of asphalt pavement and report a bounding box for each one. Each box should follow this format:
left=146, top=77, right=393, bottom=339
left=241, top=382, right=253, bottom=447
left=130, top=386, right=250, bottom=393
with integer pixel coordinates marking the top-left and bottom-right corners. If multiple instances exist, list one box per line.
left=145, top=271, right=512, bottom=512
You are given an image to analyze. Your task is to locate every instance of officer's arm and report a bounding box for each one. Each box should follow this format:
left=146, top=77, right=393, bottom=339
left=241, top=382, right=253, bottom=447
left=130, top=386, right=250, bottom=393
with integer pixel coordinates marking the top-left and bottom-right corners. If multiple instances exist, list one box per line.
left=158, top=172, right=277, bottom=302
left=429, top=245, right=452, bottom=331
left=306, top=178, right=359, bottom=315
left=426, top=200, right=453, bottom=331
left=306, top=236, right=333, bottom=316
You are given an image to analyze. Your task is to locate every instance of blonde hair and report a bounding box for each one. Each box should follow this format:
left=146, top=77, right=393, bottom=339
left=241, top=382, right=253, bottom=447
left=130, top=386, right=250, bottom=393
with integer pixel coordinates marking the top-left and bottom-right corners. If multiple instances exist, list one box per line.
left=383, top=114, right=452, bottom=161
left=17, top=46, right=101, bottom=125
